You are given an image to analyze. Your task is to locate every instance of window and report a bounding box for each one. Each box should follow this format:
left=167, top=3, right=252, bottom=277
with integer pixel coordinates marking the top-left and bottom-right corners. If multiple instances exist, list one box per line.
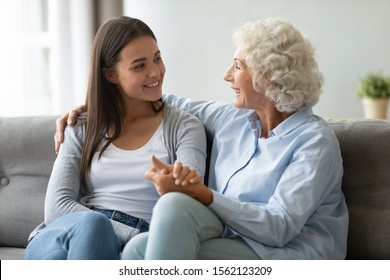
left=0, top=0, right=54, bottom=116
left=0, top=1, right=124, bottom=117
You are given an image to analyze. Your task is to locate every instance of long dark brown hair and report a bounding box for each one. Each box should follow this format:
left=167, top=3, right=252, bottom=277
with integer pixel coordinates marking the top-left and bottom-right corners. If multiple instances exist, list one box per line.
left=80, top=16, right=164, bottom=184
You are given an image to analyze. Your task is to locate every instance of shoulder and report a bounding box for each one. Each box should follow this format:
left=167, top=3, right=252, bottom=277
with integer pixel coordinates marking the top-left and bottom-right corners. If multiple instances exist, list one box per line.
left=56, top=123, right=85, bottom=157
left=309, top=116, right=339, bottom=142
left=63, top=123, right=85, bottom=145
left=292, top=117, right=342, bottom=162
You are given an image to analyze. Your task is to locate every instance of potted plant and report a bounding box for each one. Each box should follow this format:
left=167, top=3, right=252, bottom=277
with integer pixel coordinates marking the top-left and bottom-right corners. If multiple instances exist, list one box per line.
left=358, top=72, right=390, bottom=119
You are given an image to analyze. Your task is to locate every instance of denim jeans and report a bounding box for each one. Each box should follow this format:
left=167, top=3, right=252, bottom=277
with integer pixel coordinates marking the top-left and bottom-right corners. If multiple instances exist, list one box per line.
left=121, top=192, right=260, bottom=260
left=24, top=211, right=121, bottom=260
left=92, top=208, right=149, bottom=233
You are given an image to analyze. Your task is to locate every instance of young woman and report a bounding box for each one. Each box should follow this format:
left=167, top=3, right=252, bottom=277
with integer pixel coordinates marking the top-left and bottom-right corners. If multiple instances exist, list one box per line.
left=24, top=16, right=206, bottom=260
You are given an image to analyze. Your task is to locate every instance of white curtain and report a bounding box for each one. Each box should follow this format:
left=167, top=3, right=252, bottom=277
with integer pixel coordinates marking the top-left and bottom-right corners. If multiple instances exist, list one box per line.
left=51, top=0, right=123, bottom=114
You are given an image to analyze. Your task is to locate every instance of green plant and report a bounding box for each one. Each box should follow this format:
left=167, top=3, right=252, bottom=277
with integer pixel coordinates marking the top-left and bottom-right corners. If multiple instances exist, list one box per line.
left=358, top=72, right=390, bottom=99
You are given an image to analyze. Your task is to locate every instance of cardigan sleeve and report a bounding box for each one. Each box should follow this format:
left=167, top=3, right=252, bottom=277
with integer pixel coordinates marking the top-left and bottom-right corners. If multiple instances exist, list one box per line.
left=163, top=105, right=207, bottom=177
left=44, top=125, right=89, bottom=224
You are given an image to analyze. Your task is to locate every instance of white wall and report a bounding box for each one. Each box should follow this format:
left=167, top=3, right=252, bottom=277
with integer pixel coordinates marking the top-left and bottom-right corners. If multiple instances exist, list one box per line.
left=124, top=0, right=390, bottom=119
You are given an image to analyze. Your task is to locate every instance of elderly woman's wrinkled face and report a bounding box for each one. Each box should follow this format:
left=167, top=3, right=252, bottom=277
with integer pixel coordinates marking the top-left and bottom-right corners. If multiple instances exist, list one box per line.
left=224, top=48, right=265, bottom=110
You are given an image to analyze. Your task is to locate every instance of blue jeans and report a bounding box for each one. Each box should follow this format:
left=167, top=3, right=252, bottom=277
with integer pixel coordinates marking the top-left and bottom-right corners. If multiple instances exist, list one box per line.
left=121, top=192, right=259, bottom=260
left=24, top=211, right=121, bottom=260
left=92, top=208, right=149, bottom=233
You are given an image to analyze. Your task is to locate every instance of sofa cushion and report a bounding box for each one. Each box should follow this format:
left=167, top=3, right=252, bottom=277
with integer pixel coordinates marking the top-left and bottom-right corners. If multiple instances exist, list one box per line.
left=1, top=116, right=390, bottom=260
left=328, top=119, right=390, bottom=259
left=0, top=116, right=57, bottom=251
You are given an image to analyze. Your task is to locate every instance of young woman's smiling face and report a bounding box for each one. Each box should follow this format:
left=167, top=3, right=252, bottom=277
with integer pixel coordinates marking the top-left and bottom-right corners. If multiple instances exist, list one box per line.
left=107, top=36, right=165, bottom=102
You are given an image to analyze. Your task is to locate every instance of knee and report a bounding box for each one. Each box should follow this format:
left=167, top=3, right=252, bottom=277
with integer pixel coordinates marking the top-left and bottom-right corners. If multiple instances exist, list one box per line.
left=121, top=233, right=149, bottom=260
left=154, top=192, right=196, bottom=216
left=152, top=192, right=201, bottom=226
left=72, top=211, right=120, bottom=253
left=75, top=211, right=113, bottom=234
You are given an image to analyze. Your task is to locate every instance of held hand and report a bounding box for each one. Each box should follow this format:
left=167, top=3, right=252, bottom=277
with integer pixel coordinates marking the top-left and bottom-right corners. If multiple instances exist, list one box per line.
left=150, top=155, right=173, bottom=175
left=54, top=104, right=86, bottom=154
left=146, top=156, right=177, bottom=196
left=146, top=156, right=213, bottom=205
left=144, top=166, right=177, bottom=196
left=151, top=156, right=202, bottom=186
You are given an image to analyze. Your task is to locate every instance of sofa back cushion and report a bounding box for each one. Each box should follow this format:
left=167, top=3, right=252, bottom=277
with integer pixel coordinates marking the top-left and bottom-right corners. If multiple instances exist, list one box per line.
left=328, top=119, right=390, bottom=259
left=0, top=116, right=57, bottom=248
left=1, top=116, right=390, bottom=260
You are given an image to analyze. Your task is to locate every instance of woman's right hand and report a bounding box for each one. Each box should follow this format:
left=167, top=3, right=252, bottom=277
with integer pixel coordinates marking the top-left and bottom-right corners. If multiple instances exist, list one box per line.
left=54, top=104, right=86, bottom=154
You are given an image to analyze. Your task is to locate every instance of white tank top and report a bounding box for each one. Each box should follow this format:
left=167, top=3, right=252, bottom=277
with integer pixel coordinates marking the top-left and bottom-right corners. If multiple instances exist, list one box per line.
left=86, top=122, right=168, bottom=222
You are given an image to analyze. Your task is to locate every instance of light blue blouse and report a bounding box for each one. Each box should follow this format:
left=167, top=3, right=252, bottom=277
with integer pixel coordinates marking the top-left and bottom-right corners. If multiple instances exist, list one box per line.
left=165, top=95, right=349, bottom=259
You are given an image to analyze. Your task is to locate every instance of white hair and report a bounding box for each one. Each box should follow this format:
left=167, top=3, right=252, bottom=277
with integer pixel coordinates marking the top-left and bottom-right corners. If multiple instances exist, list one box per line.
left=233, top=18, right=324, bottom=112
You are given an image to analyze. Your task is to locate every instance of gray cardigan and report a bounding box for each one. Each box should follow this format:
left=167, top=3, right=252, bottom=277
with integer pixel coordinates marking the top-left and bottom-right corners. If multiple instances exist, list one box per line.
left=29, top=104, right=207, bottom=246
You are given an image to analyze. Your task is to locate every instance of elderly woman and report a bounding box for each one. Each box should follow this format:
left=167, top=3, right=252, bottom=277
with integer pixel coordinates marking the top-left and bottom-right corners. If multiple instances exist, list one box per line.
left=57, top=18, right=348, bottom=259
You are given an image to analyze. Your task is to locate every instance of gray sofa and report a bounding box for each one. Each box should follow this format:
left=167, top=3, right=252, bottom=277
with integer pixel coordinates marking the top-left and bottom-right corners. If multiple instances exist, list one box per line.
left=1, top=116, right=390, bottom=260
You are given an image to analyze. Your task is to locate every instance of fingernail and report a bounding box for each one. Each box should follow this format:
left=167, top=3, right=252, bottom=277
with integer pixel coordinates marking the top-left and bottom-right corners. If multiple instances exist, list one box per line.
left=175, top=179, right=180, bottom=185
